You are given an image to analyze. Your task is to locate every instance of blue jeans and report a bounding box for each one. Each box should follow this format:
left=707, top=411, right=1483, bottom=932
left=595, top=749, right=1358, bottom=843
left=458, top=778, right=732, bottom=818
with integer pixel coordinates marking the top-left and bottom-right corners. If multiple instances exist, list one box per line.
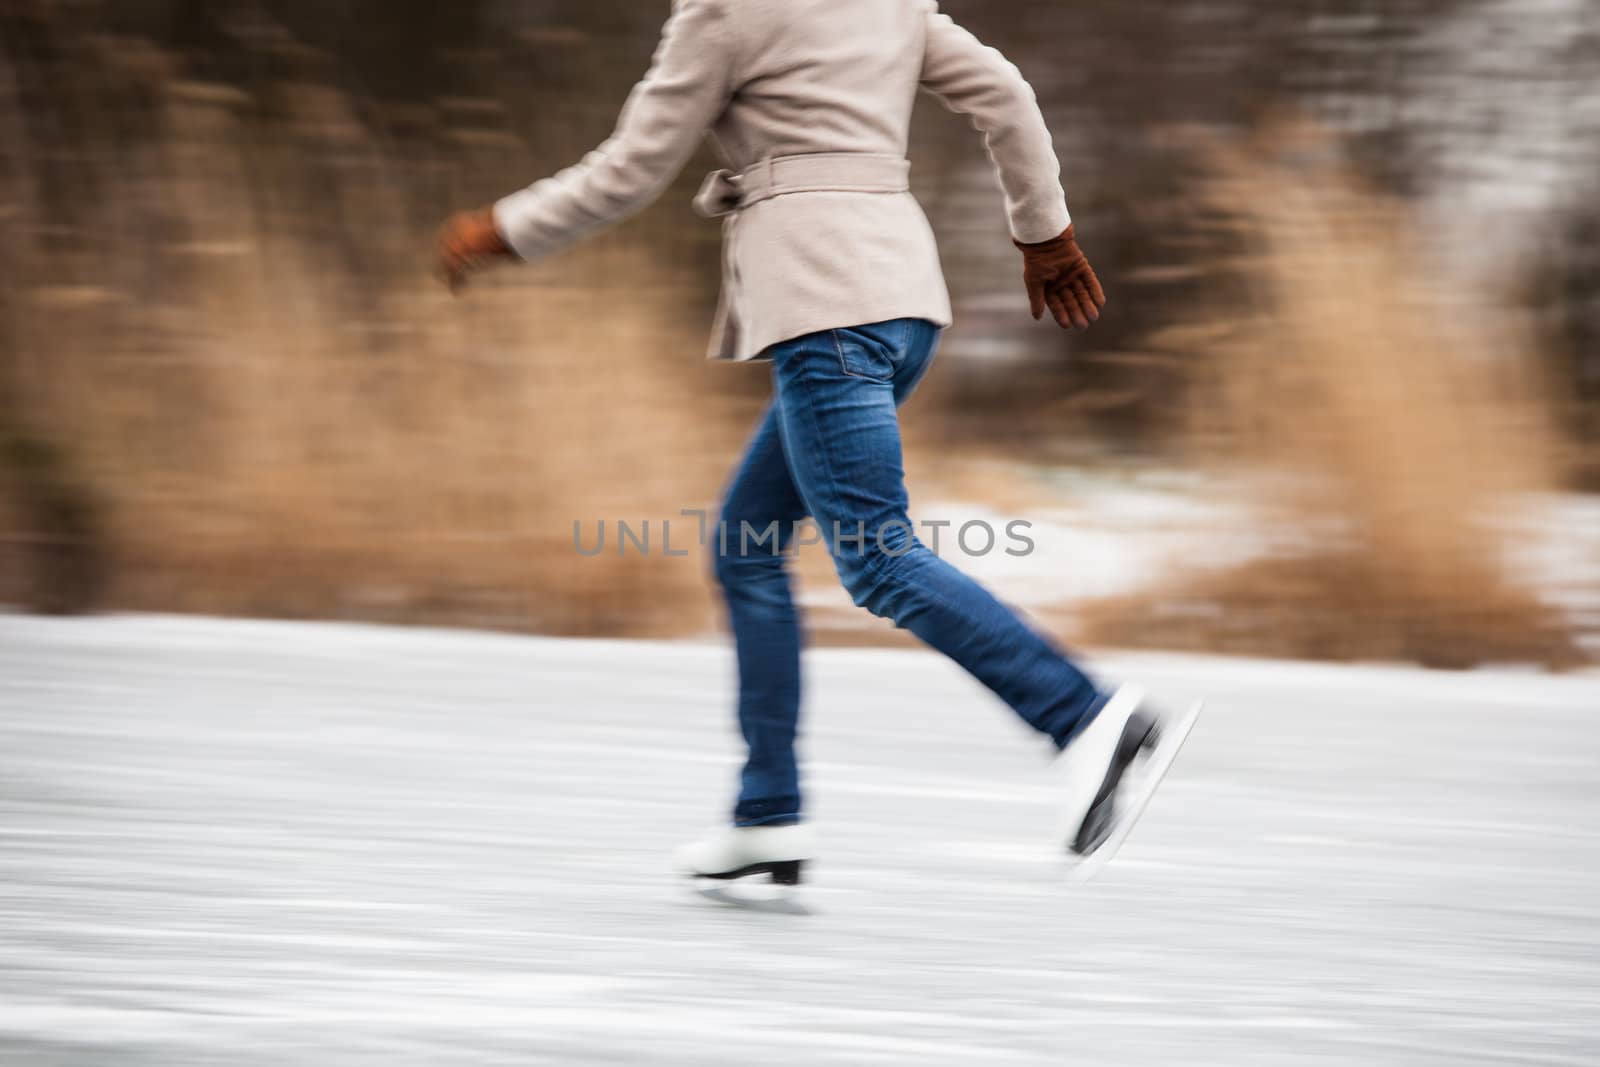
left=713, top=318, right=1105, bottom=826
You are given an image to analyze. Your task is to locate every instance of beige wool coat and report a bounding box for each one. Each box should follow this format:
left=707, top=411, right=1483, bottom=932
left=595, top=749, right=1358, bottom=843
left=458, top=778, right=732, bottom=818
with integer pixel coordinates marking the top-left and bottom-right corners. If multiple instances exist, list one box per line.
left=492, top=0, right=1072, bottom=362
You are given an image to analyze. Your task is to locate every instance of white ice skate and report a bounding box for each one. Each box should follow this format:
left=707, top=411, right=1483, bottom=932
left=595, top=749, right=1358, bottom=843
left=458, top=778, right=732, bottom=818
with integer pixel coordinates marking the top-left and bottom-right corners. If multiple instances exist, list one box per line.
left=676, top=824, right=814, bottom=911
left=1055, top=684, right=1204, bottom=883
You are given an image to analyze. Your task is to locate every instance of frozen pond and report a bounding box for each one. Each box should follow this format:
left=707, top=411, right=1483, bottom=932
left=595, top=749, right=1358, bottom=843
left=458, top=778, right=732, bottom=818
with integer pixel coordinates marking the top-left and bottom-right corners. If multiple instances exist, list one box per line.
left=1, top=615, right=1597, bottom=1065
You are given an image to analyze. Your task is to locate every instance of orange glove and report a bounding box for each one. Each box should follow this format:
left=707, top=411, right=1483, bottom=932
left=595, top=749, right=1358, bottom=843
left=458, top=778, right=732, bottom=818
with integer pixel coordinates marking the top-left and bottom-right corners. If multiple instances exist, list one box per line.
left=435, top=207, right=516, bottom=293
left=1015, top=223, right=1106, bottom=331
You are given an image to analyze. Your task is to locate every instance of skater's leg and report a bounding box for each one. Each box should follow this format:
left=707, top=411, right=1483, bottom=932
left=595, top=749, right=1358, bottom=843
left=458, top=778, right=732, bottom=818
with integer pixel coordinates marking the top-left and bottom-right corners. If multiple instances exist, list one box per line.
left=713, top=403, right=810, bottom=826
left=769, top=319, right=1105, bottom=745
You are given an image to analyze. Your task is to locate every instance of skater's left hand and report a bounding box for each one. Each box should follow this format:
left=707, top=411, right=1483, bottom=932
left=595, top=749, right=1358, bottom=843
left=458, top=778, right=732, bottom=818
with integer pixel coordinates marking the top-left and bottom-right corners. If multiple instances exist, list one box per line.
left=1015, top=223, right=1107, bottom=331
left=435, top=208, right=516, bottom=294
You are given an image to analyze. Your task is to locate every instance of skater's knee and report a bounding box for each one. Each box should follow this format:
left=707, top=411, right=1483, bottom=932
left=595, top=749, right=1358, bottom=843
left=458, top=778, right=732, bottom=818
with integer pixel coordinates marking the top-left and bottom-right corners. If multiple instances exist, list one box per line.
left=842, top=565, right=893, bottom=618
left=837, top=544, right=921, bottom=622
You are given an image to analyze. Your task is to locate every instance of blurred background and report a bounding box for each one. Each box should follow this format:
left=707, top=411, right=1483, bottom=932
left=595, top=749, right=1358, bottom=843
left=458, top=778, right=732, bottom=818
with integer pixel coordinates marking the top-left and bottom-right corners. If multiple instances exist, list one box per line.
left=1, top=0, right=1597, bottom=668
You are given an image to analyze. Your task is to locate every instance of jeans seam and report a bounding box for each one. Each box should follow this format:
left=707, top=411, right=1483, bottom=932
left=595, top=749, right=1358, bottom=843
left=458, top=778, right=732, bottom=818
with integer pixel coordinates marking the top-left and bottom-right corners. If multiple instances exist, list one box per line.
left=784, top=351, right=857, bottom=571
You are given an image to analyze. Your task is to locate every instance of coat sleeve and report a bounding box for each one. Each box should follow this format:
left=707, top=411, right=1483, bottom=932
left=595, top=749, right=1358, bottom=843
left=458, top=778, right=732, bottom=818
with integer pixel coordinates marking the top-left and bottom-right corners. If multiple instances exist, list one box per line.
left=918, top=3, right=1070, bottom=244
left=492, top=0, right=735, bottom=261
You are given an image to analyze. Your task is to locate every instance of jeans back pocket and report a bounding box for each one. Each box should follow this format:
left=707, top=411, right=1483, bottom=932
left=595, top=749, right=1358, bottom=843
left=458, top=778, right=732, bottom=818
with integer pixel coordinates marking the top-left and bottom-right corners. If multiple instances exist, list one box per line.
left=833, top=320, right=911, bottom=382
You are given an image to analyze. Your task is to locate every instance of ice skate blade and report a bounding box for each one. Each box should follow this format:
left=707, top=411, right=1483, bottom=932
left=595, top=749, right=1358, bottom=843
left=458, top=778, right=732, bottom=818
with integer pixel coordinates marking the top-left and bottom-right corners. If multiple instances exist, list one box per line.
left=692, top=882, right=813, bottom=915
left=1066, top=699, right=1204, bottom=886
left=698, top=858, right=804, bottom=886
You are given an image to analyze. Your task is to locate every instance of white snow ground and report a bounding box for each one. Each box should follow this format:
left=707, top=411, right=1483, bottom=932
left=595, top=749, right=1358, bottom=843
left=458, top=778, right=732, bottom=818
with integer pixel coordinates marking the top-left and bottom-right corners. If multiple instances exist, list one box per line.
left=2, top=613, right=1598, bottom=1066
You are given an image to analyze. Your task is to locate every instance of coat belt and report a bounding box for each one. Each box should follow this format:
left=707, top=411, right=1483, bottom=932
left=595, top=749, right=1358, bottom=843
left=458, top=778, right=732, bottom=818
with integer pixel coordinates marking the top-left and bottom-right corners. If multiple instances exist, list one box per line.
left=693, top=153, right=911, bottom=219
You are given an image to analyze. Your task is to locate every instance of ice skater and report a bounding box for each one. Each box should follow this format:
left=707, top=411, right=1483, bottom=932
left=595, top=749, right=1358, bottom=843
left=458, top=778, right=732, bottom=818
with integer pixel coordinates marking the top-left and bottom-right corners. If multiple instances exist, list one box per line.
left=436, top=0, right=1199, bottom=888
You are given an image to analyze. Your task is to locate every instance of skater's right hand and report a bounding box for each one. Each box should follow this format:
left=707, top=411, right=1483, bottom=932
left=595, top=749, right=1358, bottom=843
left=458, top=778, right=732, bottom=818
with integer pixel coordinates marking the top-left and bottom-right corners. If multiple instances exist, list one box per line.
left=435, top=207, right=516, bottom=294
left=1015, top=224, right=1107, bottom=331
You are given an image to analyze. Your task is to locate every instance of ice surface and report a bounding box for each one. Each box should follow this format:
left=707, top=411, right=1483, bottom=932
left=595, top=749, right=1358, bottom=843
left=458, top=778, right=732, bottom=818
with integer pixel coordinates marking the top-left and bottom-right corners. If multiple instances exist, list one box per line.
left=1, top=614, right=1598, bottom=1066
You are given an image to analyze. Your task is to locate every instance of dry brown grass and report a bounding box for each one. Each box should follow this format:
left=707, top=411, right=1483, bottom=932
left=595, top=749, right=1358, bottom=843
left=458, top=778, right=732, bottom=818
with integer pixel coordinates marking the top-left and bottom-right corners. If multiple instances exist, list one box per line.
left=1079, top=124, right=1586, bottom=668
left=1, top=71, right=756, bottom=636
left=83, top=253, right=750, bottom=635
